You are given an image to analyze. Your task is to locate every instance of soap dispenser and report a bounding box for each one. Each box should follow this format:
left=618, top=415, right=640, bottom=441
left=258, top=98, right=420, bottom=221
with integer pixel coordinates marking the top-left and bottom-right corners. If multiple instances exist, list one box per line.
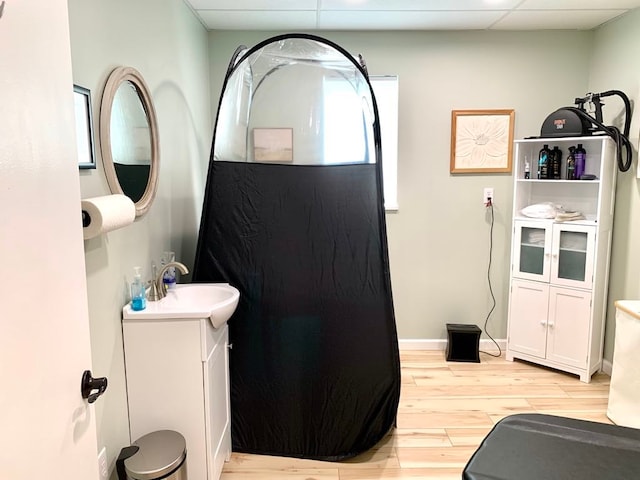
left=130, top=267, right=147, bottom=311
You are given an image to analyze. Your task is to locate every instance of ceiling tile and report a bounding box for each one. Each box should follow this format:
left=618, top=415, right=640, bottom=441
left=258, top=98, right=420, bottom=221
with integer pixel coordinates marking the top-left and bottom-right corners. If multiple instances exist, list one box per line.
left=491, top=9, right=627, bottom=29
left=518, top=0, right=640, bottom=9
left=321, top=0, right=521, bottom=10
left=319, top=10, right=505, bottom=30
left=184, top=0, right=639, bottom=31
left=188, top=0, right=316, bottom=10
left=197, top=10, right=317, bottom=30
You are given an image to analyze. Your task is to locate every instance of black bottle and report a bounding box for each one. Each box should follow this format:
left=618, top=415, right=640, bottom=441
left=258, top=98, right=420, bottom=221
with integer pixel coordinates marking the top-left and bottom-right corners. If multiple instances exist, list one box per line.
left=566, top=146, right=576, bottom=180
left=575, top=143, right=586, bottom=179
left=550, top=146, right=562, bottom=179
left=538, top=144, right=550, bottom=179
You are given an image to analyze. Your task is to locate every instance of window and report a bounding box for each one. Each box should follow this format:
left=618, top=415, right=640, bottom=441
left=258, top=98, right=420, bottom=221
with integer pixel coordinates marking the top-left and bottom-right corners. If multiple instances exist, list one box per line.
left=371, top=75, right=399, bottom=211
left=322, top=75, right=399, bottom=211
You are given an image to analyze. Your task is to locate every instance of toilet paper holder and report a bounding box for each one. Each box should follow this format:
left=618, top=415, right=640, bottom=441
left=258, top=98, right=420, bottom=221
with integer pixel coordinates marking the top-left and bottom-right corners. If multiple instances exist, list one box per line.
left=81, top=194, right=136, bottom=239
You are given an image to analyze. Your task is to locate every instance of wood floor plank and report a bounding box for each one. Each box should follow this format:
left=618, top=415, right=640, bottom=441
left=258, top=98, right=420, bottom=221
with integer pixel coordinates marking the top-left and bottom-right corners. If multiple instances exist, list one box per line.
left=413, top=373, right=582, bottom=386
left=405, top=368, right=456, bottom=379
left=397, top=411, right=494, bottom=429
left=445, top=427, right=494, bottom=447
left=398, top=397, right=533, bottom=415
left=400, top=384, right=569, bottom=398
left=339, top=467, right=462, bottom=479
left=386, top=428, right=451, bottom=448
left=338, top=446, right=401, bottom=469
left=226, top=447, right=400, bottom=471
left=221, top=468, right=339, bottom=480
left=561, top=384, right=610, bottom=398
left=525, top=397, right=609, bottom=411
left=396, top=446, right=477, bottom=468
left=525, top=411, right=613, bottom=424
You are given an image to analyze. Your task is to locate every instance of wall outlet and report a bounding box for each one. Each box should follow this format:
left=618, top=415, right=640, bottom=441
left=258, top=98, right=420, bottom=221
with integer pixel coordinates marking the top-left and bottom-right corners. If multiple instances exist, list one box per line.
left=98, top=447, right=108, bottom=480
left=483, top=187, right=494, bottom=205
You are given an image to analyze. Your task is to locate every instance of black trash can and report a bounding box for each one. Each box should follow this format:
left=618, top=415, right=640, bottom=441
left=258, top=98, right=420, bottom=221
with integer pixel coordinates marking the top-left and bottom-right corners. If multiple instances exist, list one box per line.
left=117, top=430, right=187, bottom=480
left=446, top=323, right=481, bottom=363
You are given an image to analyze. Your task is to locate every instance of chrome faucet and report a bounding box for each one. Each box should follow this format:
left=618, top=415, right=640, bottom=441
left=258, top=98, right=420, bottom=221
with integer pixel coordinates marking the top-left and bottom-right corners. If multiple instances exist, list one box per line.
left=154, top=261, right=189, bottom=300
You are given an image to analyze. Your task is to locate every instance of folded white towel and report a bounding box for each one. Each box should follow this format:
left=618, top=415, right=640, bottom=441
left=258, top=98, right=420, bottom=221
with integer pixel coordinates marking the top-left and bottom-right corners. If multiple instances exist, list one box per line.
left=555, top=211, right=585, bottom=222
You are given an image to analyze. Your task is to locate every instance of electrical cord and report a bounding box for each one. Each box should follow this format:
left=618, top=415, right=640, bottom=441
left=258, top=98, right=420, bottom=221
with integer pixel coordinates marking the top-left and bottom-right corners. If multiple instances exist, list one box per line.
left=480, top=199, right=502, bottom=358
left=564, top=106, right=633, bottom=173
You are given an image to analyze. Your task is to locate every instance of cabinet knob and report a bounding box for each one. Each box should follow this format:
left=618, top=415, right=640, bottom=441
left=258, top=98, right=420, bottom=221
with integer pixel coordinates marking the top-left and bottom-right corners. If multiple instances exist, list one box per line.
left=227, top=343, right=233, bottom=350
left=540, top=320, right=547, bottom=326
left=548, top=322, right=555, bottom=328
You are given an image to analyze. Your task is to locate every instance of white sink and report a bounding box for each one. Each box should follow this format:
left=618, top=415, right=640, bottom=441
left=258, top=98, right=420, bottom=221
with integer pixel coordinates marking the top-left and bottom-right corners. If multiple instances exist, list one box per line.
left=123, top=283, right=240, bottom=328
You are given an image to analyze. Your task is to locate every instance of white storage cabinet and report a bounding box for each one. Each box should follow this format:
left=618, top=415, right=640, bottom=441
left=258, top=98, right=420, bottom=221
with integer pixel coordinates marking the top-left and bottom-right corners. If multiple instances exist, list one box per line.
left=506, top=136, right=616, bottom=382
left=123, top=318, right=231, bottom=480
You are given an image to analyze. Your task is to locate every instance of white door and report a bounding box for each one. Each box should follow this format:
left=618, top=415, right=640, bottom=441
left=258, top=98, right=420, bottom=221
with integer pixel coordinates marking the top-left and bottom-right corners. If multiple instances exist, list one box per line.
left=507, top=279, right=549, bottom=359
left=204, top=325, right=231, bottom=480
left=512, top=220, right=552, bottom=282
left=550, top=224, right=596, bottom=290
left=0, top=2, right=99, bottom=479
left=546, top=286, right=591, bottom=369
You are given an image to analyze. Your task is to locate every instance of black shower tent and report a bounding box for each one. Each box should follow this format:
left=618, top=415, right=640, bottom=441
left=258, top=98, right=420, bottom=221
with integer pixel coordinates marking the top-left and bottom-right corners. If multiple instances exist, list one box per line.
left=193, top=34, right=400, bottom=461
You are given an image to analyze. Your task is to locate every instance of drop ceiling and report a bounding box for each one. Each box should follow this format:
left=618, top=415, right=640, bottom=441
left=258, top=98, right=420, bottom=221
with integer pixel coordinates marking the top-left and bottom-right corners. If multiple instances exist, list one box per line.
left=185, top=0, right=640, bottom=31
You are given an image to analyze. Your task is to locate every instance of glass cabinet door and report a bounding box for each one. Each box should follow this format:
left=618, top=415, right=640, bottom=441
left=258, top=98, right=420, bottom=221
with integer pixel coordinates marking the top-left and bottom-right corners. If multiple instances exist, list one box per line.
left=550, top=224, right=595, bottom=289
left=512, top=221, right=551, bottom=282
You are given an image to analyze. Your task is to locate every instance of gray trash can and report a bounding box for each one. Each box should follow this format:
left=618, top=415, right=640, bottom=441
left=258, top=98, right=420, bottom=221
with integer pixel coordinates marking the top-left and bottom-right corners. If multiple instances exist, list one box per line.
left=116, top=430, right=187, bottom=480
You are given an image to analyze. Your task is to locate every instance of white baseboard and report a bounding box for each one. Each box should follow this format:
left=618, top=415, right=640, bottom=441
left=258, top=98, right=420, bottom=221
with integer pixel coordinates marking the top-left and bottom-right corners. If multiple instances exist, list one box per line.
left=398, top=340, right=613, bottom=375
left=399, top=338, right=507, bottom=351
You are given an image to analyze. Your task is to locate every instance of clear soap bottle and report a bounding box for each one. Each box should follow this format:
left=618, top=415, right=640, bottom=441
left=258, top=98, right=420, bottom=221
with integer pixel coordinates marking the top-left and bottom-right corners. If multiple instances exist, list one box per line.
left=130, top=267, right=147, bottom=311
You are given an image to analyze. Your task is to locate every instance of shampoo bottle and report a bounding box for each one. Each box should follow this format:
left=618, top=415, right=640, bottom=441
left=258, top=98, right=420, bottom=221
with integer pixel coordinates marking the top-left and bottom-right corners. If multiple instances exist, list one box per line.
left=130, top=267, right=147, bottom=311
left=524, top=157, right=531, bottom=179
left=538, top=144, right=550, bottom=179
left=566, top=146, right=576, bottom=180
left=550, top=146, right=562, bottom=179
left=575, top=143, right=586, bottom=179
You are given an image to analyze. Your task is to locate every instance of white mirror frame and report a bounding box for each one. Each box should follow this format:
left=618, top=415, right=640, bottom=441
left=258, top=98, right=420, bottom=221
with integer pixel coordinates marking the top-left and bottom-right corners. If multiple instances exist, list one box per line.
left=99, top=66, right=159, bottom=218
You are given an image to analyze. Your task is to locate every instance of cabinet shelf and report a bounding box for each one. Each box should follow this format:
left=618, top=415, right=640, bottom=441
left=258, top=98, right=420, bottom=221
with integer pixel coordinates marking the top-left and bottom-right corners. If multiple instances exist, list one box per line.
left=517, top=179, right=600, bottom=185
left=513, top=215, right=598, bottom=226
left=559, top=247, right=587, bottom=254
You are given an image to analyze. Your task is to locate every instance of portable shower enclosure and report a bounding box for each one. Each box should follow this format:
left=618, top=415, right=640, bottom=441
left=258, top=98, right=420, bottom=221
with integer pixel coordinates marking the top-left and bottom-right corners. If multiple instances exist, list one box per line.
left=193, top=34, right=400, bottom=461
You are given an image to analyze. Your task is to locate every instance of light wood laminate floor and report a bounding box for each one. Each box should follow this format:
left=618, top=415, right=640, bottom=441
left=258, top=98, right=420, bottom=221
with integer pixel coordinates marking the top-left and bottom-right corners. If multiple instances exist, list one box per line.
left=221, top=350, right=611, bottom=480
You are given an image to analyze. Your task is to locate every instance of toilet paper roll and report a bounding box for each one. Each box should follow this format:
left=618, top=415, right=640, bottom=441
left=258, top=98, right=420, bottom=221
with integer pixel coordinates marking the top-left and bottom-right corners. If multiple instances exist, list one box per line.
left=81, top=194, right=136, bottom=239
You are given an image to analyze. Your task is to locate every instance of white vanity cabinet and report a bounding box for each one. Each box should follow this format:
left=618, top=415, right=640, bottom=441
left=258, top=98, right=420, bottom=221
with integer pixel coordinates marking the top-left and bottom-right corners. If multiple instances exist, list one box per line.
left=123, top=318, right=231, bottom=480
left=506, top=136, right=616, bottom=383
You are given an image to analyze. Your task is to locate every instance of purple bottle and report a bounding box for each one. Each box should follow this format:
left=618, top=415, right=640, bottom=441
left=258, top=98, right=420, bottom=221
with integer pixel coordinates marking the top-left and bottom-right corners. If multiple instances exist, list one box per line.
left=575, top=143, right=586, bottom=179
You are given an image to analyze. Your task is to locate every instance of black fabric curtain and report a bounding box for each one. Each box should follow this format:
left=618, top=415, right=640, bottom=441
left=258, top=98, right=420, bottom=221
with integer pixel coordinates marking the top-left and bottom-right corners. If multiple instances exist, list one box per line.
left=193, top=34, right=400, bottom=461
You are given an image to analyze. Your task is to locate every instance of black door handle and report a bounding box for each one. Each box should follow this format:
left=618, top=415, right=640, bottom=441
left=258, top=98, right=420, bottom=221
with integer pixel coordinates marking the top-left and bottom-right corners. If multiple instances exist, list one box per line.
left=81, top=370, right=108, bottom=403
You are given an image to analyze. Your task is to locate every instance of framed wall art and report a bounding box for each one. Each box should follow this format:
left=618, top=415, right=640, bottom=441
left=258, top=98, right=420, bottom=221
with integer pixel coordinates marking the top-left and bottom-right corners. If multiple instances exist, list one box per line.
left=450, top=109, right=514, bottom=174
left=253, top=128, right=293, bottom=162
left=73, top=84, right=96, bottom=169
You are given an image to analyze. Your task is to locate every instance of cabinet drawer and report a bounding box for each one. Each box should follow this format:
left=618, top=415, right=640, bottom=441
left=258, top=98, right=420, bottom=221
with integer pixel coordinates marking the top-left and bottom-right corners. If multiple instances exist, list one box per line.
left=202, top=320, right=228, bottom=361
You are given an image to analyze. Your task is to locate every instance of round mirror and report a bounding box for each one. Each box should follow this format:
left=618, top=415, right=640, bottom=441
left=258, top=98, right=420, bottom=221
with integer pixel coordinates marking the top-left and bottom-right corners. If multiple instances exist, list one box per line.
left=100, top=66, right=159, bottom=217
